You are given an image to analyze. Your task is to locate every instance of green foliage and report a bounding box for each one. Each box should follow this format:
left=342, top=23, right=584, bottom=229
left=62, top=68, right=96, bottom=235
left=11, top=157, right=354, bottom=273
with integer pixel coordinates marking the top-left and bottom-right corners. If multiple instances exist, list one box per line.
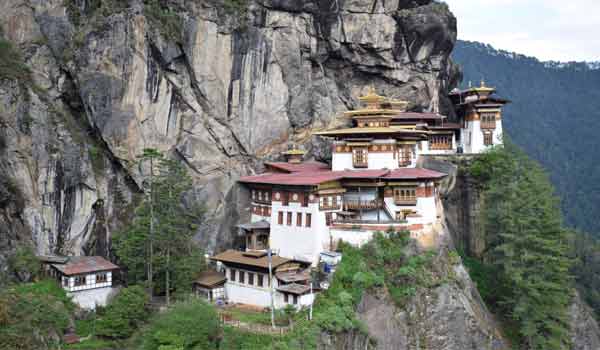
left=143, top=0, right=183, bottom=42
left=64, top=0, right=128, bottom=27
left=96, top=286, right=150, bottom=339
left=88, top=144, right=106, bottom=175
left=113, top=150, right=204, bottom=299
left=139, top=299, right=220, bottom=350
left=469, top=142, right=573, bottom=350
left=7, top=245, right=40, bottom=282
left=0, top=280, right=75, bottom=350
left=0, top=38, right=31, bottom=82
left=570, top=231, right=600, bottom=319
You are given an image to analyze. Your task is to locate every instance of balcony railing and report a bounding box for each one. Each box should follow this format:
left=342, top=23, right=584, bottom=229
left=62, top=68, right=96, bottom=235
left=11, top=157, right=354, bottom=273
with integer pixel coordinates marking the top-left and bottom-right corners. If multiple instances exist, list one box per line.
left=353, top=161, right=368, bottom=168
left=481, top=121, right=496, bottom=129
left=343, top=199, right=383, bottom=210
left=320, top=204, right=341, bottom=211
left=333, top=219, right=408, bottom=225
left=394, top=198, right=417, bottom=206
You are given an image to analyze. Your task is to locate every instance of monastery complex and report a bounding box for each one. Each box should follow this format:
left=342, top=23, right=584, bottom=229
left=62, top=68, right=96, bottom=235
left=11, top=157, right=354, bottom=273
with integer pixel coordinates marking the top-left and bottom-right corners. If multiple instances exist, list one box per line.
left=204, top=83, right=509, bottom=309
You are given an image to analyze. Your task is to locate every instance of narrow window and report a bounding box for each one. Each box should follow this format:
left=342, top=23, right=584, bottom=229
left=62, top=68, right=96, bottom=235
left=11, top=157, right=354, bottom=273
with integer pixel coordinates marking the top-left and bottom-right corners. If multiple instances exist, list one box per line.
left=278, top=211, right=284, bottom=225
left=306, top=213, right=312, bottom=228
left=239, top=271, right=245, bottom=284
left=293, top=295, right=298, bottom=305
left=297, top=213, right=302, bottom=227
left=284, top=294, right=289, bottom=303
left=230, top=269, right=236, bottom=282
left=287, top=212, right=292, bottom=226
left=484, top=132, right=493, bottom=146
left=325, top=213, right=332, bottom=226
left=248, top=273, right=254, bottom=286
left=258, top=274, right=264, bottom=287
left=96, top=273, right=107, bottom=283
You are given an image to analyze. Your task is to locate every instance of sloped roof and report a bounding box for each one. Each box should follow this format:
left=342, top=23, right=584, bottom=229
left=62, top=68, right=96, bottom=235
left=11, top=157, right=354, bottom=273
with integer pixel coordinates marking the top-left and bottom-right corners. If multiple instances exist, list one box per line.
left=211, top=250, right=291, bottom=269
left=383, top=168, right=446, bottom=180
left=195, top=270, right=226, bottom=288
left=52, top=256, right=119, bottom=276
left=265, top=161, right=330, bottom=174
left=239, top=168, right=447, bottom=186
left=277, top=283, right=311, bottom=295
left=276, top=269, right=310, bottom=283
left=391, top=112, right=446, bottom=120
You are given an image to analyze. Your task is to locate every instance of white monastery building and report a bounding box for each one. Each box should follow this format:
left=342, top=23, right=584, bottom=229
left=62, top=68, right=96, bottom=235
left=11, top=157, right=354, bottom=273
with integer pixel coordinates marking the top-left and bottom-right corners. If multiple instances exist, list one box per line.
left=211, top=84, right=508, bottom=309
left=42, top=256, right=119, bottom=310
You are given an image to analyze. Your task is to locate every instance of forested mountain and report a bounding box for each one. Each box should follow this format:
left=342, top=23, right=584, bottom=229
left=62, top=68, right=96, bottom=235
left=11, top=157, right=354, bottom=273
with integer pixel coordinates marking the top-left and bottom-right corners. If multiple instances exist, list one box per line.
left=453, top=40, right=600, bottom=236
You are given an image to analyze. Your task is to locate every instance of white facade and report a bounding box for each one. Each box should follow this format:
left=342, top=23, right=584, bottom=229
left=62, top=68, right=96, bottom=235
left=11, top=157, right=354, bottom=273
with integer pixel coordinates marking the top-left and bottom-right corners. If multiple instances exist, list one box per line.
left=269, top=201, right=329, bottom=265
left=69, top=287, right=116, bottom=310
left=222, top=266, right=313, bottom=310
left=61, top=271, right=113, bottom=292
left=418, top=134, right=457, bottom=155
left=461, top=120, right=503, bottom=154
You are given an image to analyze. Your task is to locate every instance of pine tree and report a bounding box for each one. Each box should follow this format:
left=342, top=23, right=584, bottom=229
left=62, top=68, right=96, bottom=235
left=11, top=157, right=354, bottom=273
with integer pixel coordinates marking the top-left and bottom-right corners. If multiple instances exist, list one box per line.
left=471, top=141, right=573, bottom=350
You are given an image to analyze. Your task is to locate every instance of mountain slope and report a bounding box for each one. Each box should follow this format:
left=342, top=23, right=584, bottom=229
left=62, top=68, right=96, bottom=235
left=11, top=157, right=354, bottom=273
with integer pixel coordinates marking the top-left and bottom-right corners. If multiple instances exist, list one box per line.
left=453, top=40, right=600, bottom=236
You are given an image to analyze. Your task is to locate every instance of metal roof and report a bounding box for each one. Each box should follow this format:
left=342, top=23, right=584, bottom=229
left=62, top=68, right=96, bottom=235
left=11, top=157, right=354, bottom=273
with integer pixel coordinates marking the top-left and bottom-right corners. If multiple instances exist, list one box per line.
left=276, top=283, right=312, bottom=295
left=194, top=270, right=227, bottom=288
left=210, top=250, right=292, bottom=270
left=51, top=256, right=119, bottom=276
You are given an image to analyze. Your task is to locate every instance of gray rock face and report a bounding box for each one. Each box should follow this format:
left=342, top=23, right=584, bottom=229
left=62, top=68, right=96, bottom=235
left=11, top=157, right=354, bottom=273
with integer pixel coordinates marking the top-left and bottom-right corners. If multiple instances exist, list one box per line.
left=0, top=0, right=459, bottom=259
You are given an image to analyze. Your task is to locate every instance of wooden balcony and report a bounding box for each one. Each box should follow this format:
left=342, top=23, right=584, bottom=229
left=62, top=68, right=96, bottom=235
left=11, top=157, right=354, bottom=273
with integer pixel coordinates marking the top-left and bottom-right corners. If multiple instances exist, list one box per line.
left=353, top=161, right=368, bottom=168
left=320, top=204, right=341, bottom=211
left=480, top=121, right=496, bottom=129
left=343, top=199, right=383, bottom=210
left=394, top=198, right=417, bottom=206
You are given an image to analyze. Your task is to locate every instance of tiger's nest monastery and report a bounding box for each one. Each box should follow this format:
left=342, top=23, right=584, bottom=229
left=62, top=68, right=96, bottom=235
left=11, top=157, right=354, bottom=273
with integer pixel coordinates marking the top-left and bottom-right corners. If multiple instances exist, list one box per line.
left=206, top=84, right=508, bottom=308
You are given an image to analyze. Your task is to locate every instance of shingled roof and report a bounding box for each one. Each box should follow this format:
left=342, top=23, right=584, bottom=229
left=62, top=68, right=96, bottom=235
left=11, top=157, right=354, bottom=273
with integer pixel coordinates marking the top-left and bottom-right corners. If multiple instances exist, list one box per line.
left=210, top=250, right=292, bottom=270
left=52, top=256, right=119, bottom=276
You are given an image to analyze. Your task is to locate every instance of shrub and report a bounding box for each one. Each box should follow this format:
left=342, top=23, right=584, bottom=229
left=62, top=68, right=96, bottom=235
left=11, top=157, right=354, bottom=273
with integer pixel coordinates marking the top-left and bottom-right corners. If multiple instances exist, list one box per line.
left=0, top=38, right=31, bottom=82
left=0, top=280, right=75, bottom=350
left=140, top=299, right=220, bottom=350
left=96, top=286, right=150, bottom=339
left=7, top=245, right=40, bottom=282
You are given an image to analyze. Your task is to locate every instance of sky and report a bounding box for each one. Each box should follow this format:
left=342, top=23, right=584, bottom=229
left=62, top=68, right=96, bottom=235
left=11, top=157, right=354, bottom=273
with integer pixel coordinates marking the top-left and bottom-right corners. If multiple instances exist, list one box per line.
left=444, top=0, right=600, bottom=62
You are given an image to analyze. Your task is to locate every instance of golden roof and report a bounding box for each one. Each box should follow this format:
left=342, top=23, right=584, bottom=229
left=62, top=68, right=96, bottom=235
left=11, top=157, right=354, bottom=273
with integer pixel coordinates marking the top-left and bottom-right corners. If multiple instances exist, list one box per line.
left=358, top=86, right=386, bottom=104
left=282, top=149, right=306, bottom=155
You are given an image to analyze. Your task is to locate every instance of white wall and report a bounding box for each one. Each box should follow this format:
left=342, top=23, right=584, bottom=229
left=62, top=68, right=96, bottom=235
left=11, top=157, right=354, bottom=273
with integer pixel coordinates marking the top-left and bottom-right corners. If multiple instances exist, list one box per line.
left=332, top=152, right=354, bottom=171
left=69, top=287, right=115, bottom=310
left=270, top=201, right=328, bottom=265
left=329, top=228, right=375, bottom=247
left=63, top=271, right=112, bottom=292
left=251, top=214, right=271, bottom=223
left=461, top=120, right=503, bottom=154
left=419, top=134, right=457, bottom=155
left=224, top=267, right=276, bottom=307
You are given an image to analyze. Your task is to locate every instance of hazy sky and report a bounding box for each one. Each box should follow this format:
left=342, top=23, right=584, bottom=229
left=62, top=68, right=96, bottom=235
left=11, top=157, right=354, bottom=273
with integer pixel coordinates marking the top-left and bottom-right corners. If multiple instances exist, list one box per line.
left=444, top=0, right=600, bottom=62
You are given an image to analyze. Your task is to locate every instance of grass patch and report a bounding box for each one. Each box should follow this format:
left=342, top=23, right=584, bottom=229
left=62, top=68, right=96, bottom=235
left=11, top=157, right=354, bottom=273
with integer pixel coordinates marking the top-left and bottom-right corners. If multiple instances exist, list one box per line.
left=143, top=0, right=183, bottom=42
left=0, top=38, right=31, bottom=82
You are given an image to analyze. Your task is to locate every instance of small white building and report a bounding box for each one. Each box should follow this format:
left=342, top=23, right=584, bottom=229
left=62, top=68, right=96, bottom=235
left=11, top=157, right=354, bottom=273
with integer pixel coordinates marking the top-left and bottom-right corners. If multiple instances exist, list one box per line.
left=45, top=256, right=119, bottom=310
left=211, top=250, right=314, bottom=310
left=194, top=270, right=226, bottom=302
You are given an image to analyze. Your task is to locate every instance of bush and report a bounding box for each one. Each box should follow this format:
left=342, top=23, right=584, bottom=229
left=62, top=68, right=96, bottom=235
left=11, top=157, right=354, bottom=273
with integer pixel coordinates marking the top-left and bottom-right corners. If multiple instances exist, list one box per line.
left=96, top=286, right=150, bottom=339
left=0, top=280, right=75, bottom=350
left=140, top=299, right=220, bottom=350
left=7, top=245, right=40, bottom=282
left=0, top=38, right=31, bottom=82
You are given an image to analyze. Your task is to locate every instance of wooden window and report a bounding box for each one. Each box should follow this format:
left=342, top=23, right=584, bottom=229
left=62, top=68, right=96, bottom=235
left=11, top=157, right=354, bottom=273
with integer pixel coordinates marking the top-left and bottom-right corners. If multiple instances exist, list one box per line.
left=96, top=273, right=107, bottom=283
left=296, top=213, right=302, bottom=227
left=258, top=274, right=264, bottom=287
left=302, top=193, right=309, bottom=207
left=230, top=269, right=236, bottom=282
left=239, top=271, right=245, bottom=284
left=480, top=113, right=496, bottom=129
left=74, top=275, right=86, bottom=286
left=483, top=132, right=493, bottom=146
left=429, top=135, right=452, bottom=150
left=278, top=211, right=284, bottom=225
left=62, top=277, right=69, bottom=287
left=282, top=192, right=289, bottom=206
left=287, top=212, right=292, bottom=226
left=325, top=213, right=333, bottom=226
left=248, top=273, right=254, bottom=286
left=352, top=148, right=368, bottom=168
left=306, top=213, right=312, bottom=228
left=398, top=146, right=412, bottom=166
left=284, top=294, right=289, bottom=303
left=293, top=295, right=298, bottom=305
left=394, top=187, right=417, bottom=205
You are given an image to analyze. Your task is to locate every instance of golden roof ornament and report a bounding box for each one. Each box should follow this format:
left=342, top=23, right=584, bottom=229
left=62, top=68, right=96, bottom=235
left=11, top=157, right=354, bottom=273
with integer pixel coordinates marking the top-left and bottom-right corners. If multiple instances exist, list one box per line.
left=359, top=86, right=386, bottom=109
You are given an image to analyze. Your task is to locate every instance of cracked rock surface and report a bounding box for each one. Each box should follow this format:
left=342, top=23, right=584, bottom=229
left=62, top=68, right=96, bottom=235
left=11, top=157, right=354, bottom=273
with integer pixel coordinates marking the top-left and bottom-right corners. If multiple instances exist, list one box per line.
left=0, top=0, right=459, bottom=259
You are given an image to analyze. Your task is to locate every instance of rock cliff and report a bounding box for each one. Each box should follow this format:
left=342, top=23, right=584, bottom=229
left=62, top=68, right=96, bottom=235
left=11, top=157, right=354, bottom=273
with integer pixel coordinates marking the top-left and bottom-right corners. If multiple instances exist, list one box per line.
left=0, top=0, right=458, bottom=263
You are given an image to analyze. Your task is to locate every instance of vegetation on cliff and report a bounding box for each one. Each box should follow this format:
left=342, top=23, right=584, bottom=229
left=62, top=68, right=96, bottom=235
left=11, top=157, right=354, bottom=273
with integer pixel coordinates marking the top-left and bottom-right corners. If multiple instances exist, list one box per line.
left=113, top=150, right=204, bottom=303
left=468, top=142, right=573, bottom=350
left=0, top=280, right=75, bottom=350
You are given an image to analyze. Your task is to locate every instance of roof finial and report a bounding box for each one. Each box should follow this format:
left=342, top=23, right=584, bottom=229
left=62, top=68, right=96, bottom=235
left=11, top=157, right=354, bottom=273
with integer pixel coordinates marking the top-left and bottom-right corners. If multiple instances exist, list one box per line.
left=468, top=80, right=472, bottom=88
left=480, top=78, right=486, bottom=88
left=368, top=85, right=376, bottom=95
